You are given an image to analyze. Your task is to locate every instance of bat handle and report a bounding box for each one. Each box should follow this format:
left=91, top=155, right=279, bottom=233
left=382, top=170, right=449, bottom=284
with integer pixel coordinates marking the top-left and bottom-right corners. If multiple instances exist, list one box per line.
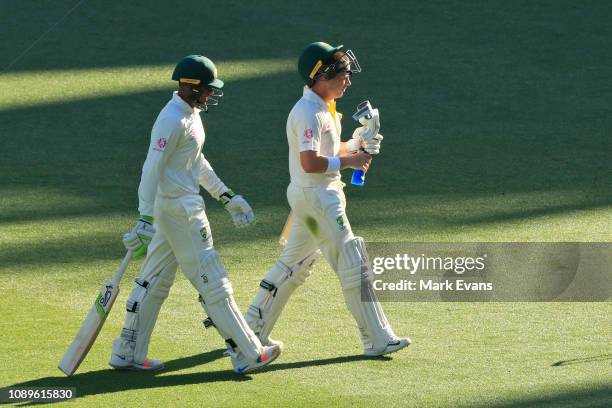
left=351, top=169, right=366, bottom=187
left=111, top=251, right=133, bottom=286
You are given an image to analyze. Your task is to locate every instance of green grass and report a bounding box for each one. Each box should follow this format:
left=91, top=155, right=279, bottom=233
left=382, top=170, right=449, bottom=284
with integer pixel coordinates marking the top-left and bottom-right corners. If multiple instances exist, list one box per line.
left=1, top=1, right=611, bottom=407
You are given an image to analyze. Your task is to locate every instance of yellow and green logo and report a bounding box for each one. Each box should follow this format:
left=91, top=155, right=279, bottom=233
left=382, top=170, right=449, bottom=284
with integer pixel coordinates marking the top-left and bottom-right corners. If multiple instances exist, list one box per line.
left=336, top=216, right=346, bottom=231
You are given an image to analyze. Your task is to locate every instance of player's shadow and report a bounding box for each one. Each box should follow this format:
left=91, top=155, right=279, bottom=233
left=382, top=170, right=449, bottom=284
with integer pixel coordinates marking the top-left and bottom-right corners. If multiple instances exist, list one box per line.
left=551, top=353, right=612, bottom=367
left=257, top=353, right=392, bottom=373
left=0, top=350, right=232, bottom=405
left=462, top=383, right=612, bottom=408
left=3, top=352, right=385, bottom=405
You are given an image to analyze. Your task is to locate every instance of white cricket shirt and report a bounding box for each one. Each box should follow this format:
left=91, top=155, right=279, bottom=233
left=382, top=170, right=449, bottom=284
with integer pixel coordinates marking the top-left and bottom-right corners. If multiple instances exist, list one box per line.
left=137, top=92, right=228, bottom=216
left=287, top=86, right=342, bottom=187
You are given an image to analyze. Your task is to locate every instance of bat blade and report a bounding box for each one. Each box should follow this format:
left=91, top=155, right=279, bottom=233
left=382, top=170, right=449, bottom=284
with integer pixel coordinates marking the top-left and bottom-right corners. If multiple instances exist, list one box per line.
left=279, top=212, right=293, bottom=246
left=58, top=251, right=131, bottom=376
left=58, top=282, right=120, bottom=376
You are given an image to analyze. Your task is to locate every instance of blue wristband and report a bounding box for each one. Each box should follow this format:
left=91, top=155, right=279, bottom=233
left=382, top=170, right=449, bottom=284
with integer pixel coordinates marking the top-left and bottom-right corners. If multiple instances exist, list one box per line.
left=326, top=157, right=341, bottom=173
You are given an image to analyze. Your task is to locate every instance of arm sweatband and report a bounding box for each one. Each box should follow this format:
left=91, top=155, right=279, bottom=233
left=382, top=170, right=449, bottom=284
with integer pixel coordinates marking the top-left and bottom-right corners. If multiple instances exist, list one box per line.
left=326, top=156, right=341, bottom=173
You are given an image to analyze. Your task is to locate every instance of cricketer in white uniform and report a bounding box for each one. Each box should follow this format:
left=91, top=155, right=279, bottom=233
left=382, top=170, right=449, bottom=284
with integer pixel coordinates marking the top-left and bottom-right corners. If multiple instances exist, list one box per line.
left=110, top=55, right=280, bottom=373
left=245, top=43, right=411, bottom=356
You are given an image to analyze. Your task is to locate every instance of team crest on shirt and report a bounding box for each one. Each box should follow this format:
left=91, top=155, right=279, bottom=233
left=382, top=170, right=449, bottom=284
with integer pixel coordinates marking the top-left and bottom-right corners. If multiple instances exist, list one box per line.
left=336, top=215, right=346, bottom=231
left=153, top=137, right=167, bottom=152
left=304, top=129, right=313, bottom=139
left=200, top=227, right=208, bottom=240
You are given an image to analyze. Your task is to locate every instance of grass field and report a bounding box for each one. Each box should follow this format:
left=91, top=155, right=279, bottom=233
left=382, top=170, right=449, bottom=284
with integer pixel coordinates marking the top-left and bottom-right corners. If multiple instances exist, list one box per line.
left=1, top=1, right=611, bottom=407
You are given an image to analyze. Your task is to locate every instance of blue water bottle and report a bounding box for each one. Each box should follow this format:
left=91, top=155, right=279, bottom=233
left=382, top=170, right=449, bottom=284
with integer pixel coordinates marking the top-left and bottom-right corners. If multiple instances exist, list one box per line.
left=351, top=169, right=366, bottom=186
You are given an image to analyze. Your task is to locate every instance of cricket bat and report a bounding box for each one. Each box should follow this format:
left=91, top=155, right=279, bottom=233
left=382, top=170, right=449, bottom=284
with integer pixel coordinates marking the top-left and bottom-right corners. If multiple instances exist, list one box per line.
left=279, top=212, right=293, bottom=246
left=58, top=251, right=132, bottom=376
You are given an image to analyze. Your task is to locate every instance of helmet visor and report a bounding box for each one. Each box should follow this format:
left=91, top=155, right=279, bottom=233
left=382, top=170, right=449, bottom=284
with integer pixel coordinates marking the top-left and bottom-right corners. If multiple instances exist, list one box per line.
left=314, top=49, right=362, bottom=81
left=194, top=86, right=224, bottom=112
left=205, top=87, right=224, bottom=107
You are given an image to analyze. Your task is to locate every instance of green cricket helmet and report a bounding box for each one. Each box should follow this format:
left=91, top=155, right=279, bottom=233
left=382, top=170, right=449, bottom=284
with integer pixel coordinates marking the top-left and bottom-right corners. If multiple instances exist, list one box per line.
left=297, top=42, right=361, bottom=87
left=172, top=55, right=223, bottom=111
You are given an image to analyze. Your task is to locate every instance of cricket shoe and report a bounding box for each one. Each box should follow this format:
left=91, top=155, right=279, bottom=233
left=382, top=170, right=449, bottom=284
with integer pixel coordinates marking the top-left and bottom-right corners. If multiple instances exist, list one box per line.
left=364, top=337, right=411, bottom=357
left=109, top=353, right=164, bottom=371
left=259, top=334, right=284, bottom=350
left=223, top=336, right=283, bottom=357
left=230, top=344, right=282, bottom=374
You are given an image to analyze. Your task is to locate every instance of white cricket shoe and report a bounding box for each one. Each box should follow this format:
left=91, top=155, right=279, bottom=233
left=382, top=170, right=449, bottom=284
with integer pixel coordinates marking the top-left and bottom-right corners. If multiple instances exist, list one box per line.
left=230, top=344, right=282, bottom=374
left=223, top=336, right=284, bottom=357
left=109, top=353, right=164, bottom=371
left=260, top=335, right=284, bottom=350
left=364, top=337, right=411, bottom=357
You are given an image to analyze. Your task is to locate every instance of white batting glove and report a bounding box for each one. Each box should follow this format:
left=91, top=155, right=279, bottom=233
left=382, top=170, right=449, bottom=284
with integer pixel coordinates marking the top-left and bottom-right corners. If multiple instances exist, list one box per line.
left=350, top=127, right=383, bottom=154
left=358, top=108, right=381, bottom=143
left=364, top=133, right=383, bottom=154
left=346, top=128, right=364, bottom=152
left=220, top=190, right=255, bottom=228
left=123, top=215, right=155, bottom=257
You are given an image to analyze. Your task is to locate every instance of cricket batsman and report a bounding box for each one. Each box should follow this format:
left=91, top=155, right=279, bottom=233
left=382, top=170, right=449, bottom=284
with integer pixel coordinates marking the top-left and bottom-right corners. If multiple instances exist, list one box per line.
left=245, top=43, right=411, bottom=356
left=110, top=55, right=281, bottom=373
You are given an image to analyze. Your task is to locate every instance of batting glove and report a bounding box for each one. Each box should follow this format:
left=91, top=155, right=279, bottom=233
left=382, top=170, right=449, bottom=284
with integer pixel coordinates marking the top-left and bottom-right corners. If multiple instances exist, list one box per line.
left=359, top=108, right=381, bottom=143
left=220, top=190, right=255, bottom=228
left=346, top=128, right=364, bottom=152
left=350, top=127, right=383, bottom=154
left=364, top=133, right=384, bottom=154
left=123, top=215, right=155, bottom=257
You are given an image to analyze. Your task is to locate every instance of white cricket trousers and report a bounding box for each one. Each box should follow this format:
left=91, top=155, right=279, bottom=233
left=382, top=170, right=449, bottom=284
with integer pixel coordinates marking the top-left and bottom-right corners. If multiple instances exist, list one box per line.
left=283, top=182, right=353, bottom=270
left=113, top=194, right=262, bottom=363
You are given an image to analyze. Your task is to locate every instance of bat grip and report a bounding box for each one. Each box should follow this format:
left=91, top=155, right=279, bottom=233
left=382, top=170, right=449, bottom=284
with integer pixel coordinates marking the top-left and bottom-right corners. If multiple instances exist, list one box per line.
left=111, top=251, right=133, bottom=286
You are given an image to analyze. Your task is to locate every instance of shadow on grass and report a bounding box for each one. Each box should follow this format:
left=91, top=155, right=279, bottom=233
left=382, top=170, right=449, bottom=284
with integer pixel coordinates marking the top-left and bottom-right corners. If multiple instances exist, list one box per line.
left=353, top=194, right=612, bottom=228
left=463, top=383, right=612, bottom=408
left=447, top=199, right=612, bottom=226
left=2, top=352, right=384, bottom=405
left=0, top=233, right=123, bottom=269
left=551, top=353, right=612, bottom=367
left=1, top=2, right=318, bottom=73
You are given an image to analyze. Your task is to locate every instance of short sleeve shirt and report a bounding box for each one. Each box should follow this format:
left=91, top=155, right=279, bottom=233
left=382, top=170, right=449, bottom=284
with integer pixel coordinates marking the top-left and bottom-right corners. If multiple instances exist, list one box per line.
left=287, top=87, right=342, bottom=187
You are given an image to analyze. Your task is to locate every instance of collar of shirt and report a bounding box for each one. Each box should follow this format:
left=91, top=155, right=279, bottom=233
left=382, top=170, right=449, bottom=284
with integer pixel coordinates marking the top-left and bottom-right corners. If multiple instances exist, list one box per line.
left=302, top=86, right=342, bottom=131
left=171, top=91, right=201, bottom=115
left=302, top=86, right=330, bottom=111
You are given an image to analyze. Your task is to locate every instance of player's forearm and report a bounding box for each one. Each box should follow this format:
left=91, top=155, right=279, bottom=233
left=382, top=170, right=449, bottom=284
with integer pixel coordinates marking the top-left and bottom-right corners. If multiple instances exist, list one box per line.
left=300, top=154, right=330, bottom=173
left=300, top=153, right=357, bottom=174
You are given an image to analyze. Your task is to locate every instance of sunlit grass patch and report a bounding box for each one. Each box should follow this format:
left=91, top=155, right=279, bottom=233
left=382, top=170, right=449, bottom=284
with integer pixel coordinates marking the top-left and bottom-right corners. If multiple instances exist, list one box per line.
left=0, top=58, right=293, bottom=110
